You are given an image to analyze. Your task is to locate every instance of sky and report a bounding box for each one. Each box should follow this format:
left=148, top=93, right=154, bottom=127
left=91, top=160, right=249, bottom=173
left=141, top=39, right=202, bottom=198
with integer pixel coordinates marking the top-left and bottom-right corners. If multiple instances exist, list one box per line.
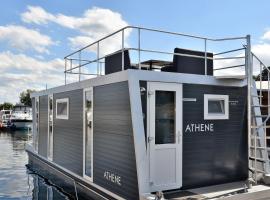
left=1, top=0, right=270, bottom=103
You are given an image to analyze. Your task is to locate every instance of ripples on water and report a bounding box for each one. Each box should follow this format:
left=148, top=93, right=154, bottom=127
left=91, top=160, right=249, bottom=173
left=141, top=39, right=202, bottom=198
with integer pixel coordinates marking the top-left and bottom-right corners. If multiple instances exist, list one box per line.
left=0, top=130, right=70, bottom=200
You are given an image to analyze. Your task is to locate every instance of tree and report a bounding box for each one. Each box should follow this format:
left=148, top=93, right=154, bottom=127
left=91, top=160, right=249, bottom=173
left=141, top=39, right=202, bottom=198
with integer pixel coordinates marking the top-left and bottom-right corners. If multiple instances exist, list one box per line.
left=0, top=102, right=13, bottom=110
left=256, top=66, right=270, bottom=81
left=20, top=89, right=36, bottom=106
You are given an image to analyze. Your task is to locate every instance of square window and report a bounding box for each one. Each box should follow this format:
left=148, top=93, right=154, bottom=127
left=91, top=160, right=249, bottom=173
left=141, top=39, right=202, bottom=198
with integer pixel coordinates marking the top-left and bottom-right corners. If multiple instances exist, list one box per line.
left=204, top=94, right=229, bottom=120
left=56, top=98, right=69, bottom=119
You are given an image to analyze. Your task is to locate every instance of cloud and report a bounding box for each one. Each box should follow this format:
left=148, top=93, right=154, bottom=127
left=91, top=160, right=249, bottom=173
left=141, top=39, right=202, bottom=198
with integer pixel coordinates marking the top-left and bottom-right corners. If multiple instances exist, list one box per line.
left=21, top=6, right=55, bottom=25
left=261, top=30, right=270, bottom=41
left=214, top=29, right=270, bottom=76
left=0, top=51, right=62, bottom=73
left=0, top=25, right=54, bottom=53
left=0, top=6, right=131, bottom=103
left=0, top=51, right=65, bottom=103
left=21, top=6, right=130, bottom=55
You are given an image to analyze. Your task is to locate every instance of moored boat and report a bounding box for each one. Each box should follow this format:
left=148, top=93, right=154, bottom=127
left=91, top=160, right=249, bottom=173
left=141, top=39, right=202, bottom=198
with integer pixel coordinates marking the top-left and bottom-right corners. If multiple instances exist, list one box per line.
left=10, top=104, right=32, bottom=130
left=26, top=26, right=270, bottom=199
left=0, top=110, right=12, bottom=129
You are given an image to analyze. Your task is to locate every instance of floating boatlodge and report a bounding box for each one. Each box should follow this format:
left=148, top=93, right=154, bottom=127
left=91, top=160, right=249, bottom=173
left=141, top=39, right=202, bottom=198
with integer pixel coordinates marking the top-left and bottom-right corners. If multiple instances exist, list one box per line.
left=26, top=26, right=270, bottom=199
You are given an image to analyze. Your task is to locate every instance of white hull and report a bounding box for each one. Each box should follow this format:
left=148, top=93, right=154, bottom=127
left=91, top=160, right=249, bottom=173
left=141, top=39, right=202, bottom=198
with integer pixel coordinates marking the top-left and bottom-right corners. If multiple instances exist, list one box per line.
left=12, top=121, right=32, bottom=129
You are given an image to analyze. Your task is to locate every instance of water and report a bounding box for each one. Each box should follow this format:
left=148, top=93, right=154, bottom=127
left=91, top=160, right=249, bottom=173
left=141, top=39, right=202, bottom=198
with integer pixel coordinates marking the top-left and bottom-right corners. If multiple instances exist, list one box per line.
left=0, top=130, right=70, bottom=200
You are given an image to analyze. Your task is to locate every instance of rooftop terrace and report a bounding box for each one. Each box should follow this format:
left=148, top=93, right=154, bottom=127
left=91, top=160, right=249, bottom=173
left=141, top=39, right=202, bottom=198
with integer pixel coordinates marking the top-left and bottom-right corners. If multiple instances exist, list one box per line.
left=63, top=26, right=251, bottom=84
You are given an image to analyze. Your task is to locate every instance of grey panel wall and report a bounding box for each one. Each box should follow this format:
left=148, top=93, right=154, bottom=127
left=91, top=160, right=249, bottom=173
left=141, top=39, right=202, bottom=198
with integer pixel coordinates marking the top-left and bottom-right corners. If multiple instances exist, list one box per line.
left=53, top=89, right=83, bottom=175
left=93, top=82, right=139, bottom=200
left=182, top=84, right=248, bottom=189
left=38, top=95, right=48, bottom=157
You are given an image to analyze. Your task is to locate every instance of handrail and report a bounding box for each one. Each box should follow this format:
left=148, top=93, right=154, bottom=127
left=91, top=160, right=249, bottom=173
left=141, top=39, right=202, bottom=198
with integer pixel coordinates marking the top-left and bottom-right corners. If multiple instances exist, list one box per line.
left=252, top=52, right=270, bottom=73
left=64, top=25, right=249, bottom=84
left=214, top=64, right=245, bottom=71
left=64, top=25, right=247, bottom=59
left=214, top=48, right=245, bottom=56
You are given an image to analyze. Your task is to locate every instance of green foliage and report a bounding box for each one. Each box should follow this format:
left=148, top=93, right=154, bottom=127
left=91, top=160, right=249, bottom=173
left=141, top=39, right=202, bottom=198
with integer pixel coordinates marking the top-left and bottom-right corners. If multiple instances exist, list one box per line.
left=256, top=66, right=270, bottom=81
left=0, top=102, right=13, bottom=110
left=19, top=89, right=36, bottom=106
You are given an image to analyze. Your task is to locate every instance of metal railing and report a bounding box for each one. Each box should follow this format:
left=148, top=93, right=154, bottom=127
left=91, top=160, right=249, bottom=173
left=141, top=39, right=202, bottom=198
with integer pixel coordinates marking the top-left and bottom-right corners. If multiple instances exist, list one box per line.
left=63, top=26, right=248, bottom=84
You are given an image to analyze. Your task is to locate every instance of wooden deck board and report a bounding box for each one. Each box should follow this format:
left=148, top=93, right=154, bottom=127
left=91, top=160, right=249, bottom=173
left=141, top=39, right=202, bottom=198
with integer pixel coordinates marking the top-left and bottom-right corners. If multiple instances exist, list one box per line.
left=223, top=188, right=270, bottom=200
left=164, top=183, right=270, bottom=200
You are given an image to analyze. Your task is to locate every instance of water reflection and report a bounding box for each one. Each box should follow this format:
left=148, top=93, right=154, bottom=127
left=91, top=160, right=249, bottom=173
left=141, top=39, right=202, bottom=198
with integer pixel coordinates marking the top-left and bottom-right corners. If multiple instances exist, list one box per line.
left=0, top=130, right=69, bottom=199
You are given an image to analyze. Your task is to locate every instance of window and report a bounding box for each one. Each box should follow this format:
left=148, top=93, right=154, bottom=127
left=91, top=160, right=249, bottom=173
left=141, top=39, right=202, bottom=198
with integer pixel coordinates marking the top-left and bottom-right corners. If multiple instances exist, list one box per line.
left=56, top=98, right=69, bottom=119
left=155, top=90, right=176, bottom=144
left=204, top=94, right=229, bottom=120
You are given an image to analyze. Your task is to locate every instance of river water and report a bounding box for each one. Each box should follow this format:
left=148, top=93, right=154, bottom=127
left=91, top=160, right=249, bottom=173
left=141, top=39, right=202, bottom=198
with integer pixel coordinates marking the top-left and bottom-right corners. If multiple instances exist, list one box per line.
left=0, top=130, right=70, bottom=200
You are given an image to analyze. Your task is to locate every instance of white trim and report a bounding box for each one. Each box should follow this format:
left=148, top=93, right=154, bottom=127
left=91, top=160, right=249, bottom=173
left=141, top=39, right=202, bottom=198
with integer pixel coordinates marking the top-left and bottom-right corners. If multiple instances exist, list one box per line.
left=47, top=94, right=53, bottom=161
left=31, top=69, right=246, bottom=98
left=31, top=70, right=129, bottom=98
left=204, top=94, right=229, bottom=120
left=83, top=87, right=93, bottom=182
left=128, top=70, right=246, bottom=87
left=56, top=98, right=69, bottom=120
left=128, top=75, right=148, bottom=195
left=34, top=97, right=39, bottom=153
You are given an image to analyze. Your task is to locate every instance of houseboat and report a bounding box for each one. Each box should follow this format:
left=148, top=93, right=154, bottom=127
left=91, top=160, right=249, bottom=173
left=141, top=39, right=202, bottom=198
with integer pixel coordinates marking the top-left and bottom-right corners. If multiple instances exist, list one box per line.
left=26, top=26, right=270, bottom=199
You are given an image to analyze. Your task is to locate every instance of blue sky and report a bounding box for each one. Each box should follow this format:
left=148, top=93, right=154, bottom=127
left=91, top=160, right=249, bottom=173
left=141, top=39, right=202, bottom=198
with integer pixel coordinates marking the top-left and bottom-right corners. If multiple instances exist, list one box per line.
left=1, top=0, right=270, bottom=103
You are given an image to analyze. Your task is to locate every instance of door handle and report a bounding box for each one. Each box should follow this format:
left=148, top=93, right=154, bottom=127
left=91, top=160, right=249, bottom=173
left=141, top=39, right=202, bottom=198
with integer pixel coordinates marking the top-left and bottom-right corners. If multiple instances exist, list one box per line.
left=148, top=136, right=154, bottom=143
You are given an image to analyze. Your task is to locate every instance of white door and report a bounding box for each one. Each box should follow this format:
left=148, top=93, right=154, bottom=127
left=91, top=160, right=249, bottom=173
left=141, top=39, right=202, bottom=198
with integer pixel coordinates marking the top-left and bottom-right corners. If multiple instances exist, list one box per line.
left=83, top=88, right=93, bottom=182
left=148, top=82, right=182, bottom=191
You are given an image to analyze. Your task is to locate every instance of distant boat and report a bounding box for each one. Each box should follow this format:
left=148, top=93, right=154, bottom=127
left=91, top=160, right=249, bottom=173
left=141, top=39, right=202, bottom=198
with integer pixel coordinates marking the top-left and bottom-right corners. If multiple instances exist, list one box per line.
left=0, top=110, right=12, bottom=128
left=10, top=104, right=32, bottom=130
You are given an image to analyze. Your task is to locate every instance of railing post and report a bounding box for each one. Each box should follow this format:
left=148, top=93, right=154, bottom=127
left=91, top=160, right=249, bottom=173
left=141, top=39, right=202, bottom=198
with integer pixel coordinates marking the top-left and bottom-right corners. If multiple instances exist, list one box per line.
left=246, top=34, right=252, bottom=178
left=97, top=42, right=100, bottom=76
left=204, top=39, right=207, bottom=75
left=138, top=28, right=141, bottom=70
left=64, top=58, right=67, bottom=85
left=79, top=51, right=81, bottom=82
left=260, top=63, right=262, bottom=104
left=268, top=71, right=270, bottom=115
left=122, top=29, right=125, bottom=71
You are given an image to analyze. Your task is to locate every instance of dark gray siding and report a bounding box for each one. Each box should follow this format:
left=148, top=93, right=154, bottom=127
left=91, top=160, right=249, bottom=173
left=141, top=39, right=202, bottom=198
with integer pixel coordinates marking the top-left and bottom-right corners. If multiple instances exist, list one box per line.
left=93, top=82, right=139, bottom=200
left=38, top=95, right=48, bottom=157
left=182, top=84, right=248, bottom=189
left=53, top=89, right=83, bottom=175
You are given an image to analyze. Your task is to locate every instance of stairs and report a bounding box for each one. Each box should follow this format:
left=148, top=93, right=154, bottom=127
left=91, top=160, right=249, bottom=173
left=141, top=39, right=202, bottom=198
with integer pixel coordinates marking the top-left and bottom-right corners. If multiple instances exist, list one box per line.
left=249, top=54, right=270, bottom=183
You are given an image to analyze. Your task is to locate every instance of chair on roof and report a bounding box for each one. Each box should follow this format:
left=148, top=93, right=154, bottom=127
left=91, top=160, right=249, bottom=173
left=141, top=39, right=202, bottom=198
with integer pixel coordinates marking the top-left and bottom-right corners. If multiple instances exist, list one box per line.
left=161, top=48, right=213, bottom=75
left=105, top=50, right=133, bottom=75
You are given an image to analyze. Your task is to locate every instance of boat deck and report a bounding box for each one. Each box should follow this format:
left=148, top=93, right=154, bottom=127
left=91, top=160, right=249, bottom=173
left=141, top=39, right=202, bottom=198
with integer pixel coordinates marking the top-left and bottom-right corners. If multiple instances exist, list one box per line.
left=163, top=182, right=270, bottom=200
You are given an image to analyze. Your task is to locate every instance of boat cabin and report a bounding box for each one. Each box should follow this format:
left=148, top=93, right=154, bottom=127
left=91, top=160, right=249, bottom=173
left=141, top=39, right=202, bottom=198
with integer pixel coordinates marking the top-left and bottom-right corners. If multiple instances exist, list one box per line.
left=27, top=26, right=252, bottom=200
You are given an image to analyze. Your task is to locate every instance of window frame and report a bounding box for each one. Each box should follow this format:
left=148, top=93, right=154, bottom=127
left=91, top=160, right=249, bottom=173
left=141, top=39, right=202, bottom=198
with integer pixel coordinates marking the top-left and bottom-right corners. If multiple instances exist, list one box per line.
left=56, top=98, right=69, bottom=120
left=83, top=87, right=94, bottom=182
left=34, top=97, right=39, bottom=152
left=47, top=94, right=54, bottom=161
left=204, top=94, right=229, bottom=120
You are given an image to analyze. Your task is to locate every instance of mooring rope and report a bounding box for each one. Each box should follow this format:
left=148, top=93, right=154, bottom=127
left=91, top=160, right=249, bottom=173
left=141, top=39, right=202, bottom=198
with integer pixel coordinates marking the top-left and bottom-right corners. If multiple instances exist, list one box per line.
left=73, top=180, right=79, bottom=200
